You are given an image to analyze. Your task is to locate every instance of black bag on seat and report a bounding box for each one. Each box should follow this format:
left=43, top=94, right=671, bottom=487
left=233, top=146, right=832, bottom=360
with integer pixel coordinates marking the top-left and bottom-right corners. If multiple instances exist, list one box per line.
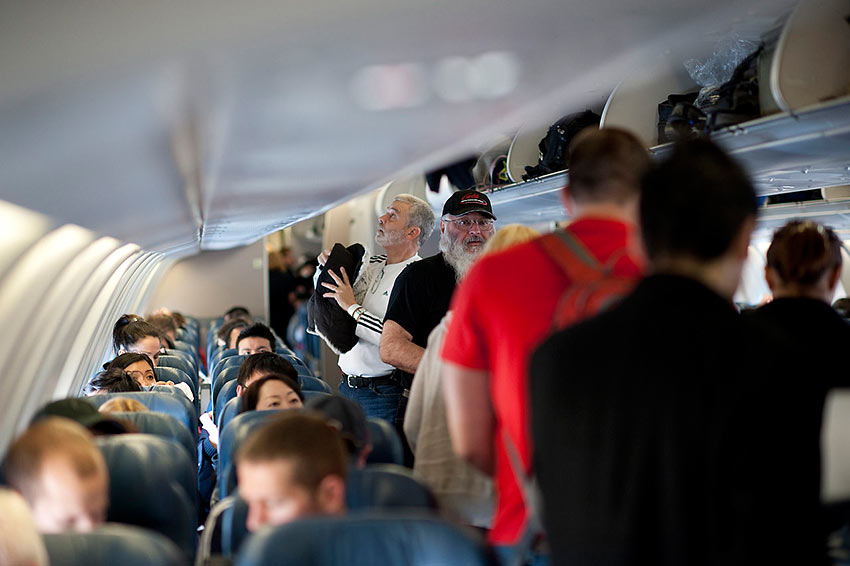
left=307, top=243, right=366, bottom=354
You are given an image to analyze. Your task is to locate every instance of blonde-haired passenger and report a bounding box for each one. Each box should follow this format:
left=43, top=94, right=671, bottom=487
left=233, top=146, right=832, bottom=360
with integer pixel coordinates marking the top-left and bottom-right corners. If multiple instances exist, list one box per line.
left=2, top=418, right=108, bottom=534
left=0, top=488, right=49, bottom=566
left=403, top=223, right=539, bottom=527
left=99, top=397, right=149, bottom=414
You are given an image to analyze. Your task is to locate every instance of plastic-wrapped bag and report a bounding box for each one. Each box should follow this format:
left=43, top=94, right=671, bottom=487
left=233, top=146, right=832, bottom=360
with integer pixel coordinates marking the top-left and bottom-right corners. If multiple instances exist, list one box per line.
left=685, top=34, right=760, bottom=109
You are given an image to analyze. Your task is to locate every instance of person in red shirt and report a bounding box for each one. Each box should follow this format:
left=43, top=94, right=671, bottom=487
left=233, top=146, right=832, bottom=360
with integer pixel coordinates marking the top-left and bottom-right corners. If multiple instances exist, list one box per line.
left=441, top=127, right=651, bottom=559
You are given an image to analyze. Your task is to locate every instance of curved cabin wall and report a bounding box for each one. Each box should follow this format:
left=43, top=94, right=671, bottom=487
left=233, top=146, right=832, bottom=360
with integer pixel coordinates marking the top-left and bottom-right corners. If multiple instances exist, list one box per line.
left=0, top=199, right=171, bottom=454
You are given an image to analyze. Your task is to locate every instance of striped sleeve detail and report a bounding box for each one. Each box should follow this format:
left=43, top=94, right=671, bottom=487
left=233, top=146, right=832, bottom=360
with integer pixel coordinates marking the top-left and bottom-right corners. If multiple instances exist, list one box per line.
left=369, top=255, right=387, bottom=264
left=357, top=311, right=383, bottom=333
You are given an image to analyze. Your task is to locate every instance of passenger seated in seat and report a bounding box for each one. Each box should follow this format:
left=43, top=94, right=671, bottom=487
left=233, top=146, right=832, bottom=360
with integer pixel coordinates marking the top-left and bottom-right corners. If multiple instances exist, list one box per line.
left=105, top=352, right=193, bottom=401
left=235, top=351, right=299, bottom=397
left=307, top=395, right=372, bottom=468
left=236, top=412, right=347, bottom=531
left=99, top=397, right=149, bottom=414
left=235, top=323, right=275, bottom=356
left=32, top=398, right=132, bottom=436
left=216, top=318, right=250, bottom=350
left=224, top=306, right=251, bottom=322
left=239, top=374, right=304, bottom=413
left=147, top=312, right=179, bottom=348
left=3, top=418, right=109, bottom=533
left=0, top=488, right=48, bottom=566
left=112, top=314, right=165, bottom=366
left=85, top=367, right=143, bottom=395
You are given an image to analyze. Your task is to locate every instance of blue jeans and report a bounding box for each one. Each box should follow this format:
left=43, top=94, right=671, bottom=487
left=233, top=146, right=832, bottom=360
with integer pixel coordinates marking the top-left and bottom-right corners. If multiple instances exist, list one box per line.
left=338, top=378, right=403, bottom=423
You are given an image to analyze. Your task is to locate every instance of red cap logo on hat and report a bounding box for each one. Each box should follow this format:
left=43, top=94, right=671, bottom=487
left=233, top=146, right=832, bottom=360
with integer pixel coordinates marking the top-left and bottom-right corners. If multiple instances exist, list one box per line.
left=442, top=189, right=496, bottom=219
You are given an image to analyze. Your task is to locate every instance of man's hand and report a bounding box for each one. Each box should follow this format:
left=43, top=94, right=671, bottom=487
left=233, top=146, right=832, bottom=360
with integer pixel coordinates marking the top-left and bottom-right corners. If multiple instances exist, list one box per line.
left=322, top=266, right=356, bottom=311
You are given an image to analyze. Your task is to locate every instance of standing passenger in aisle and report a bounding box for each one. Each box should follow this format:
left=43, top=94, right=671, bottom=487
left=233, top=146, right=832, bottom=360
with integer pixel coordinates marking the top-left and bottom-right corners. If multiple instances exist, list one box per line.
left=441, top=128, right=649, bottom=557
left=319, top=194, right=435, bottom=423
left=381, top=189, right=497, bottom=429
left=530, top=140, right=816, bottom=564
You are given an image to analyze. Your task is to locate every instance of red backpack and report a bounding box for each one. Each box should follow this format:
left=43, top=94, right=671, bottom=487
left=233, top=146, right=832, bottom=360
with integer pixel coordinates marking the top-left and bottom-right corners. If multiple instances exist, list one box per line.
left=536, top=229, right=638, bottom=330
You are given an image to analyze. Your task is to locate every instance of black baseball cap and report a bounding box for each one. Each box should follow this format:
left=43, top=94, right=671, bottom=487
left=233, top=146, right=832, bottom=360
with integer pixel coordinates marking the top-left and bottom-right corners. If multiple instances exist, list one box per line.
left=441, top=189, right=496, bottom=220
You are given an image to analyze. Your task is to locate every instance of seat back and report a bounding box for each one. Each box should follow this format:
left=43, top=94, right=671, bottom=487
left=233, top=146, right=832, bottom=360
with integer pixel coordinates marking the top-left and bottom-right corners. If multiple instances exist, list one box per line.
left=44, top=523, right=185, bottom=566
left=300, top=375, right=332, bottom=393
left=347, top=464, right=438, bottom=511
left=366, top=417, right=404, bottom=465
left=218, top=410, right=282, bottom=499
left=158, top=355, right=197, bottom=387
left=155, top=366, right=199, bottom=416
left=210, top=348, right=238, bottom=379
left=234, top=513, right=492, bottom=566
left=109, top=411, right=196, bottom=461
left=302, top=390, right=331, bottom=403
left=96, top=435, right=197, bottom=558
left=215, top=379, right=239, bottom=422
left=218, top=396, right=241, bottom=433
left=85, top=391, right=198, bottom=444
left=212, top=365, right=241, bottom=407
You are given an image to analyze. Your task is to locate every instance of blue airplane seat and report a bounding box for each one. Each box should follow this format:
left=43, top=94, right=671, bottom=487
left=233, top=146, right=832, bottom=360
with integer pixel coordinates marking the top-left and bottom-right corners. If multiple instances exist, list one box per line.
left=234, top=513, right=493, bottom=566
left=300, top=374, right=332, bottom=393
left=347, top=464, right=438, bottom=511
left=43, top=523, right=185, bottom=566
left=96, top=435, right=197, bottom=559
left=210, top=348, right=239, bottom=378
left=155, top=366, right=199, bottom=416
left=215, top=379, right=239, bottom=422
left=172, top=340, right=201, bottom=369
left=85, top=390, right=198, bottom=444
left=366, top=417, right=404, bottom=465
left=158, top=355, right=197, bottom=387
left=212, top=365, right=241, bottom=407
left=212, top=354, right=245, bottom=389
left=109, top=411, right=196, bottom=461
left=176, top=326, right=199, bottom=347
left=302, top=390, right=331, bottom=403
left=218, top=410, right=281, bottom=500
left=218, top=396, right=241, bottom=433
left=162, top=348, right=198, bottom=376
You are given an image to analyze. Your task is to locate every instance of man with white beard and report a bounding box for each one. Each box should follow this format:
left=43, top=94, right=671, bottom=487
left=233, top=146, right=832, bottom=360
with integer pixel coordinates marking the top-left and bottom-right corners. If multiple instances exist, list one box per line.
left=381, top=189, right=496, bottom=441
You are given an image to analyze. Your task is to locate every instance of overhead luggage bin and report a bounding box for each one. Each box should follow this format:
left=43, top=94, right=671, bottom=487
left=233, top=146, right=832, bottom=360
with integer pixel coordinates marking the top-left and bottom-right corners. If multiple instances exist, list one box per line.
left=767, top=0, right=850, bottom=113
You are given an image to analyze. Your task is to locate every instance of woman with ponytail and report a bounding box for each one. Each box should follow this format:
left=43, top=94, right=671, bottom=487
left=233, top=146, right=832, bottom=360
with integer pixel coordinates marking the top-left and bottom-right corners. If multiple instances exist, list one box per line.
left=112, top=314, right=164, bottom=366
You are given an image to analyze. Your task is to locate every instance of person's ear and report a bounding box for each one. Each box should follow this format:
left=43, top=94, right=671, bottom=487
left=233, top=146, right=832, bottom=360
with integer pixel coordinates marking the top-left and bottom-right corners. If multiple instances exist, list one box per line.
left=408, top=226, right=421, bottom=242
left=316, top=474, right=346, bottom=514
left=236, top=384, right=244, bottom=397
left=764, top=265, right=778, bottom=292
left=733, top=216, right=755, bottom=261
left=828, top=264, right=842, bottom=292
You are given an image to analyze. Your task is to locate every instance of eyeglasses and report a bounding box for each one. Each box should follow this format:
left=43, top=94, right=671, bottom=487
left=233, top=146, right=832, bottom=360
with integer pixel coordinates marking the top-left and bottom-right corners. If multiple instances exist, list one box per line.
left=444, top=218, right=495, bottom=231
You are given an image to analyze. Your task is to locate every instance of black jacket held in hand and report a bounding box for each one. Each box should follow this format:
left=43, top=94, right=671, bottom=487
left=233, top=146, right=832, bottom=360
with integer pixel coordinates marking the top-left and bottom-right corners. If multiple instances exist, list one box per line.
left=307, top=243, right=365, bottom=354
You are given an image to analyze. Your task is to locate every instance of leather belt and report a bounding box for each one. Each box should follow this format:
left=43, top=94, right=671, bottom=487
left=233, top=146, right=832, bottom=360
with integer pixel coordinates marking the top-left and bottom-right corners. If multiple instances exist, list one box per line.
left=342, top=373, right=396, bottom=389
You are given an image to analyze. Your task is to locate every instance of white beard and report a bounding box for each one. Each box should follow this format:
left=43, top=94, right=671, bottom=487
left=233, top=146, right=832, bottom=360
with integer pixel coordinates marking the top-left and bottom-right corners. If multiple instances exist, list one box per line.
left=440, top=233, right=484, bottom=281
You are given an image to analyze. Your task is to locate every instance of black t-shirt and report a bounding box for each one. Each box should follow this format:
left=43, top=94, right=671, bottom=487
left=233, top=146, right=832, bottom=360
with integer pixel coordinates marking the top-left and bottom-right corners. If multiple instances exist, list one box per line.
left=530, top=274, right=820, bottom=565
left=384, top=252, right=457, bottom=386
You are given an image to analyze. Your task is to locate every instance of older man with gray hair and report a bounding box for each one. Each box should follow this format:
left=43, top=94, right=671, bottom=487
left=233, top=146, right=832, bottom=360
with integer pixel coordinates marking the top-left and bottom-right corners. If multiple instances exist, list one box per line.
left=319, top=193, right=436, bottom=422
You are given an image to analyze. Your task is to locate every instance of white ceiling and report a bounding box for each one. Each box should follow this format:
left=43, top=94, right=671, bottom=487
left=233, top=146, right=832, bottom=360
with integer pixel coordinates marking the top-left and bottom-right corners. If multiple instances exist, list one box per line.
left=0, top=0, right=799, bottom=256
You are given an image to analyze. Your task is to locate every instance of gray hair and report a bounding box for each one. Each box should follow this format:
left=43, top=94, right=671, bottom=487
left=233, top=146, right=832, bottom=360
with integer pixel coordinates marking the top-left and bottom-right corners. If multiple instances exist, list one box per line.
left=393, top=194, right=436, bottom=246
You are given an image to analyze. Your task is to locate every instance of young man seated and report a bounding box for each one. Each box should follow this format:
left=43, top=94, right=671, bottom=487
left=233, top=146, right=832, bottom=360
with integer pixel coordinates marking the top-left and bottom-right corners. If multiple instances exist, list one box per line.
left=235, top=351, right=298, bottom=397
left=236, top=323, right=276, bottom=356
left=236, top=412, right=347, bottom=531
left=3, top=418, right=109, bottom=533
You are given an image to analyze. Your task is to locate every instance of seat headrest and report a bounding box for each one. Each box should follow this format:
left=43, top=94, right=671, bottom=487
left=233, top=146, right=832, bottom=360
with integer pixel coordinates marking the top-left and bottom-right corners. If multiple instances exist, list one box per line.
left=85, top=391, right=197, bottom=444
left=346, top=464, right=437, bottom=511
left=95, top=435, right=197, bottom=558
left=299, top=375, right=332, bottom=393
left=216, top=380, right=239, bottom=423
left=43, top=523, right=184, bottom=566
left=234, top=513, right=491, bottom=566
left=366, top=418, right=403, bottom=465
left=108, top=411, right=196, bottom=461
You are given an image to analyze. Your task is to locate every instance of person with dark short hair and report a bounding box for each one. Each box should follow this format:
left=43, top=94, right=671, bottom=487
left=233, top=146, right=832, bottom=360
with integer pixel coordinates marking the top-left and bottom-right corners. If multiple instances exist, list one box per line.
left=86, top=367, right=143, bottom=395
left=529, top=139, right=816, bottom=563
left=441, top=128, right=649, bottom=554
left=236, top=412, right=347, bottom=531
left=239, top=373, right=304, bottom=413
left=306, top=394, right=372, bottom=468
left=224, top=306, right=251, bottom=322
left=236, top=322, right=275, bottom=356
left=235, top=351, right=298, bottom=397
left=217, top=318, right=250, bottom=350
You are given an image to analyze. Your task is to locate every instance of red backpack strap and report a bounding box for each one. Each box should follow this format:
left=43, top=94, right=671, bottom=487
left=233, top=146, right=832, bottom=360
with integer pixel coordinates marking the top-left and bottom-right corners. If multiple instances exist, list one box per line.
left=535, top=230, right=603, bottom=283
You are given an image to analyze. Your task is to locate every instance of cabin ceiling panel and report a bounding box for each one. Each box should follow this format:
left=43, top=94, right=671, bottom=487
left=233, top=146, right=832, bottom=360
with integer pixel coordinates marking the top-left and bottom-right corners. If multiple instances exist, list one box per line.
left=0, top=0, right=797, bottom=255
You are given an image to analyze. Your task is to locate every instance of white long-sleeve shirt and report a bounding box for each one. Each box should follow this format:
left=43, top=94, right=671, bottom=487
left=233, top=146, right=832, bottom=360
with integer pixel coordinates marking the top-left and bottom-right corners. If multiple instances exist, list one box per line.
left=337, top=253, right=420, bottom=377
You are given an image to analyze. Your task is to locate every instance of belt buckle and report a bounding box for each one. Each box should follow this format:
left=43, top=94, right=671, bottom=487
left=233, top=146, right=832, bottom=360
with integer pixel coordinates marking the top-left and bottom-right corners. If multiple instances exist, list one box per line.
left=346, top=374, right=362, bottom=389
